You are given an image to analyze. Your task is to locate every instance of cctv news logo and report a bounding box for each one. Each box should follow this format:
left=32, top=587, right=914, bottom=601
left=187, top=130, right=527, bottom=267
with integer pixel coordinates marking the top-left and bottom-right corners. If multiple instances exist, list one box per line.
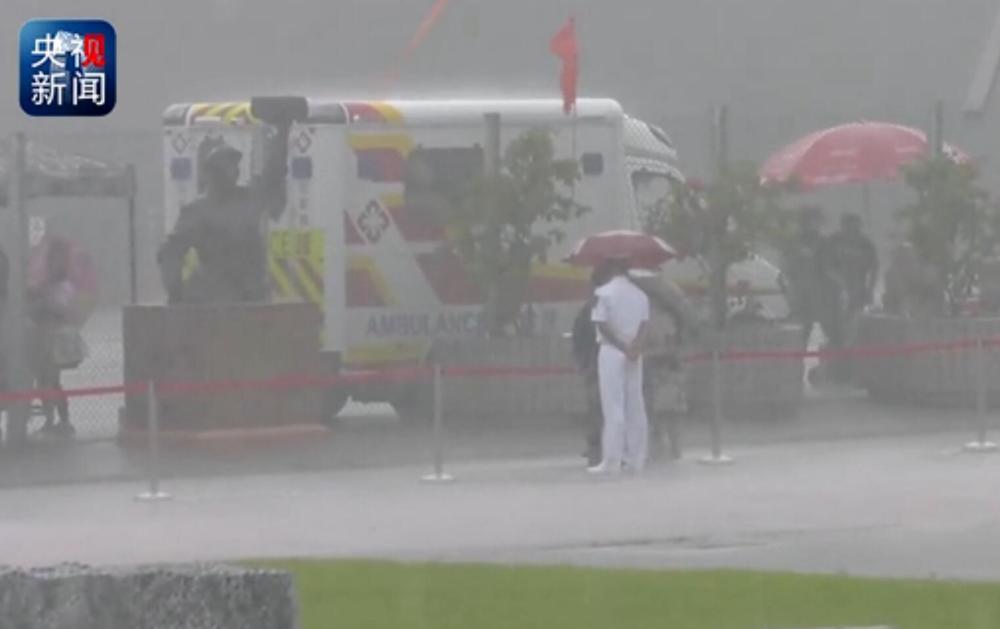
left=19, top=19, right=117, bottom=117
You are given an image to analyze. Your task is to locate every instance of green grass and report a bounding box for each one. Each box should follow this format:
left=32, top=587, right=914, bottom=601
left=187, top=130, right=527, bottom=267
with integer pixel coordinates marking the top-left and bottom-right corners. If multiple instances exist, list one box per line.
left=253, top=560, right=1000, bottom=629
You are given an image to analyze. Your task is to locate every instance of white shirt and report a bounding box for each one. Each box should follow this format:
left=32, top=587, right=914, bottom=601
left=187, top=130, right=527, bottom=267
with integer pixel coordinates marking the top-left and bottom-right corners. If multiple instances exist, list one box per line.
left=591, top=275, right=650, bottom=347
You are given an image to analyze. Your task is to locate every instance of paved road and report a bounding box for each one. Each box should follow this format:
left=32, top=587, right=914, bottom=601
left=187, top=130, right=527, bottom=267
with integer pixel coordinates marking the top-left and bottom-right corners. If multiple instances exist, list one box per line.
left=2, top=432, right=999, bottom=580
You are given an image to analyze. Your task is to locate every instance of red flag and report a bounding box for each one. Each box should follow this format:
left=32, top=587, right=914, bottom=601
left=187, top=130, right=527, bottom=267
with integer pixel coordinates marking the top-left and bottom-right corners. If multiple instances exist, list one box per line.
left=550, top=17, right=578, bottom=115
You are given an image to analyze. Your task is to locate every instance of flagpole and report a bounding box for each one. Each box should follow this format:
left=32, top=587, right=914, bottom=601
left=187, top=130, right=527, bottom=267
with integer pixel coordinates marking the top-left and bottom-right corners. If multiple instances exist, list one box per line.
left=571, top=103, right=578, bottom=203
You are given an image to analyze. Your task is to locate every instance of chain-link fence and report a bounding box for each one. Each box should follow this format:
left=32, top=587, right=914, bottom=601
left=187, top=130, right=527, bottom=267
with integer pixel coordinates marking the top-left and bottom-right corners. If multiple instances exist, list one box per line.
left=6, top=131, right=161, bottom=444
left=2, top=117, right=998, bottom=489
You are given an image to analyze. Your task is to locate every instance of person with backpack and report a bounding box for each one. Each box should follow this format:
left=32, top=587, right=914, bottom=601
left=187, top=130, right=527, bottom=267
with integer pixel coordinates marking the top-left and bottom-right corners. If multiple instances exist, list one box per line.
left=28, top=238, right=86, bottom=436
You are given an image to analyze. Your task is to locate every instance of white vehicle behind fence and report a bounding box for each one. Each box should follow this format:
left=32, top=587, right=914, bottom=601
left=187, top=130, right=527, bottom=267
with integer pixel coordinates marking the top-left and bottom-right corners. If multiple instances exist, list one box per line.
left=162, top=97, right=788, bottom=419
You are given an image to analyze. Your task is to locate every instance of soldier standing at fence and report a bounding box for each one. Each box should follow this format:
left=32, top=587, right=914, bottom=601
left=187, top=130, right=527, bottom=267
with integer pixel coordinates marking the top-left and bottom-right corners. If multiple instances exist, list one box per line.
left=589, top=256, right=651, bottom=475
left=633, top=271, right=706, bottom=462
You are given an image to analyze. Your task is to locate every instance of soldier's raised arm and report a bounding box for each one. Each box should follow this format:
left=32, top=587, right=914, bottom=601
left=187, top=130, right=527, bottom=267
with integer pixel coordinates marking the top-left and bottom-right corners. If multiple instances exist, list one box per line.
left=249, top=97, right=309, bottom=222
left=251, top=124, right=290, bottom=222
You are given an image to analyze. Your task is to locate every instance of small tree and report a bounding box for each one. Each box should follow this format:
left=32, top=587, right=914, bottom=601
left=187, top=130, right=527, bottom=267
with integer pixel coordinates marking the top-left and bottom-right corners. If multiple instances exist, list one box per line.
left=439, top=129, right=588, bottom=336
left=897, top=156, right=996, bottom=315
left=642, top=161, right=795, bottom=327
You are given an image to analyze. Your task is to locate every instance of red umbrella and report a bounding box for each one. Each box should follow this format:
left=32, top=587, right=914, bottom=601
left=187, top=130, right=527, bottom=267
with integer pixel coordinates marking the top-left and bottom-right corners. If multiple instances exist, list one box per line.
left=760, top=122, right=970, bottom=190
left=28, top=236, right=99, bottom=325
left=566, top=230, right=676, bottom=268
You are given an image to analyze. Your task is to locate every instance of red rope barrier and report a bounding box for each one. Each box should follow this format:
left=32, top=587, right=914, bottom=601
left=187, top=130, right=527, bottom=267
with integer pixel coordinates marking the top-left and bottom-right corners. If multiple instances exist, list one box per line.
left=0, top=334, right=996, bottom=404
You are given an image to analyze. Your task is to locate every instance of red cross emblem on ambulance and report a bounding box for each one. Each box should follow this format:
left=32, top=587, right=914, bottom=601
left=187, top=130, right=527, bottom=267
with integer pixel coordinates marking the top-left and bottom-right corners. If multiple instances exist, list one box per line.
left=357, top=200, right=391, bottom=244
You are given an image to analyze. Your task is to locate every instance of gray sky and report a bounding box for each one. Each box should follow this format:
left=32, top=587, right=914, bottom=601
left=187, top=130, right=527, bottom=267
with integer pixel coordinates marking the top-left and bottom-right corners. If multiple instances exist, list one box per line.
left=3, top=0, right=999, bottom=178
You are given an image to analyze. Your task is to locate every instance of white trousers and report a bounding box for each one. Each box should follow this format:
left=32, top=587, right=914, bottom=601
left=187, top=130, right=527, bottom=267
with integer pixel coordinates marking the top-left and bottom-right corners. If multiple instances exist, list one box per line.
left=597, top=344, right=648, bottom=471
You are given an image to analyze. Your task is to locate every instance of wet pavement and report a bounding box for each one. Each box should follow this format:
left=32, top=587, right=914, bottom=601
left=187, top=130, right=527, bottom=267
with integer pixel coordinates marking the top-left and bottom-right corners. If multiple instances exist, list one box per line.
left=0, top=394, right=992, bottom=489
left=3, top=310, right=1000, bottom=579
left=1, top=431, right=998, bottom=580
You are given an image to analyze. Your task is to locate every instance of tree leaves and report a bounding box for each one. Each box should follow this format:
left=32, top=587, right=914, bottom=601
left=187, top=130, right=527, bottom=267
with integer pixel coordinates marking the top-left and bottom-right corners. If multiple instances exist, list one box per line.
left=437, top=128, right=589, bottom=335
left=641, top=162, right=798, bottom=324
left=898, top=157, right=996, bottom=314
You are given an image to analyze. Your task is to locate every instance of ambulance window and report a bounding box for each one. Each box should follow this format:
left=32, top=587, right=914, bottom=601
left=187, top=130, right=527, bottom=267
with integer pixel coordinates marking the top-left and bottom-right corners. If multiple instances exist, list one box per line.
left=580, top=152, right=603, bottom=176
left=357, top=149, right=405, bottom=182
left=404, top=147, right=484, bottom=222
left=631, top=170, right=674, bottom=223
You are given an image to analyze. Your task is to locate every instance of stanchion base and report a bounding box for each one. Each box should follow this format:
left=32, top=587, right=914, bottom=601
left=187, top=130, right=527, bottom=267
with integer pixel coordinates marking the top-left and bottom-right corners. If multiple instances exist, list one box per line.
left=420, top=472, right=455, bottom=484
left=134, top=490, right=172, bottom=502
left=962, top=440, right=999, bottom=454
left=698, top=454, right=735, bottom=466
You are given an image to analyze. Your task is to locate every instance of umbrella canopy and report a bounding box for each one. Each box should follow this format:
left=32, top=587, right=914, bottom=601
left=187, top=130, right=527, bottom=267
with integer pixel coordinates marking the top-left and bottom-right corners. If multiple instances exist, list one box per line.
left=566, top=230, right=676, bottom=269
left=28, top=236, right=99, bottom=326
left=759, top=122, right=970, bottom=190
left=0, top=138, right=132, bottom=204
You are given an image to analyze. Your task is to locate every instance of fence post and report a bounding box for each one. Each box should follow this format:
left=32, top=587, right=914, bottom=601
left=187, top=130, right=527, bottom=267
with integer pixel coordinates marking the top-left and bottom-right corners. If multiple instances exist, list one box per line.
left=3, top=132, right=31, bottom=447
left=421, top=362, right=454, bottom=483
left=136, top=380, right=172, bottom=501
left=126, top=164, right=138, bottom=305
left=963, top=336, right=998, bottom=453
left=700, top=349, right=734, bottom=465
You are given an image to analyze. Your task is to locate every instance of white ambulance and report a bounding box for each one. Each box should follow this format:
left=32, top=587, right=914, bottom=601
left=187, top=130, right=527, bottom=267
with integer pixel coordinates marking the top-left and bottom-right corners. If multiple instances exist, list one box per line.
left=162, top=97, right=786, bottom=419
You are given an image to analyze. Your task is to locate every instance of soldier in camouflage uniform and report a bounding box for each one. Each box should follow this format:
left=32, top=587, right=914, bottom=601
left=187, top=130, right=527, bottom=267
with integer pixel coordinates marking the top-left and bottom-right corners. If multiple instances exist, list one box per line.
left=633, top=271, right=706, bottom=461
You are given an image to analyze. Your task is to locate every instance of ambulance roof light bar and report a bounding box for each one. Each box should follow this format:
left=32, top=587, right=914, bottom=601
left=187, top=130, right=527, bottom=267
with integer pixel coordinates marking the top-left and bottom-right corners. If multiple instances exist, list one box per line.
left=250, top=95, right=309, bottom=126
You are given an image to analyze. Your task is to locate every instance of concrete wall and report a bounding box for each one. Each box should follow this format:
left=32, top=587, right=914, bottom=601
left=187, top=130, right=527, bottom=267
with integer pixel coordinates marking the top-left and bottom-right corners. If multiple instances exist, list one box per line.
left=122, top=303, right=324, bottom=432
left=687, top=323, right=804, bottom=420
left=855, top=314, right=1000, bottom=406
left=436, top=336, right=584, bottom=425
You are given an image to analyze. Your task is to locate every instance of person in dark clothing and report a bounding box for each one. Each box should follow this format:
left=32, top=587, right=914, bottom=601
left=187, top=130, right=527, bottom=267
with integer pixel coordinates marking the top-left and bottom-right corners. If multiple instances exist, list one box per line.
left=784, top=209, right=849, bottom=384
left=783, top=209, right=844, bottom=350
left=829, top=213, right=879, bottom=315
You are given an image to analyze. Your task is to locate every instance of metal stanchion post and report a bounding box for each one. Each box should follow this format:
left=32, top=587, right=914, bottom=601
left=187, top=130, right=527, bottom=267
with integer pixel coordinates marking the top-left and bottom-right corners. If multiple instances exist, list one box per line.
left=700, top=349, right=734, bottom=465
left=136, top=380, right=172, bottom=501
left=421, top=363, right=454, bottom=483
left=964, top=336, right=998, bottom=453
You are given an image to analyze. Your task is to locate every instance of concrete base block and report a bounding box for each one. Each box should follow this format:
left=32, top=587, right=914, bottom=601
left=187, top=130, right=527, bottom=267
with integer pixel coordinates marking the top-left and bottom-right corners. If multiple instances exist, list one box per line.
left=0, top=563, right=297, bottom=629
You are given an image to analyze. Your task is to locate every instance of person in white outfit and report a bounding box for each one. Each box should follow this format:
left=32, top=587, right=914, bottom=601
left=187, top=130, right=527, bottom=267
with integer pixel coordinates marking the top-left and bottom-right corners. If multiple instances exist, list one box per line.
left=589, top=257, right=650, bottom=475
